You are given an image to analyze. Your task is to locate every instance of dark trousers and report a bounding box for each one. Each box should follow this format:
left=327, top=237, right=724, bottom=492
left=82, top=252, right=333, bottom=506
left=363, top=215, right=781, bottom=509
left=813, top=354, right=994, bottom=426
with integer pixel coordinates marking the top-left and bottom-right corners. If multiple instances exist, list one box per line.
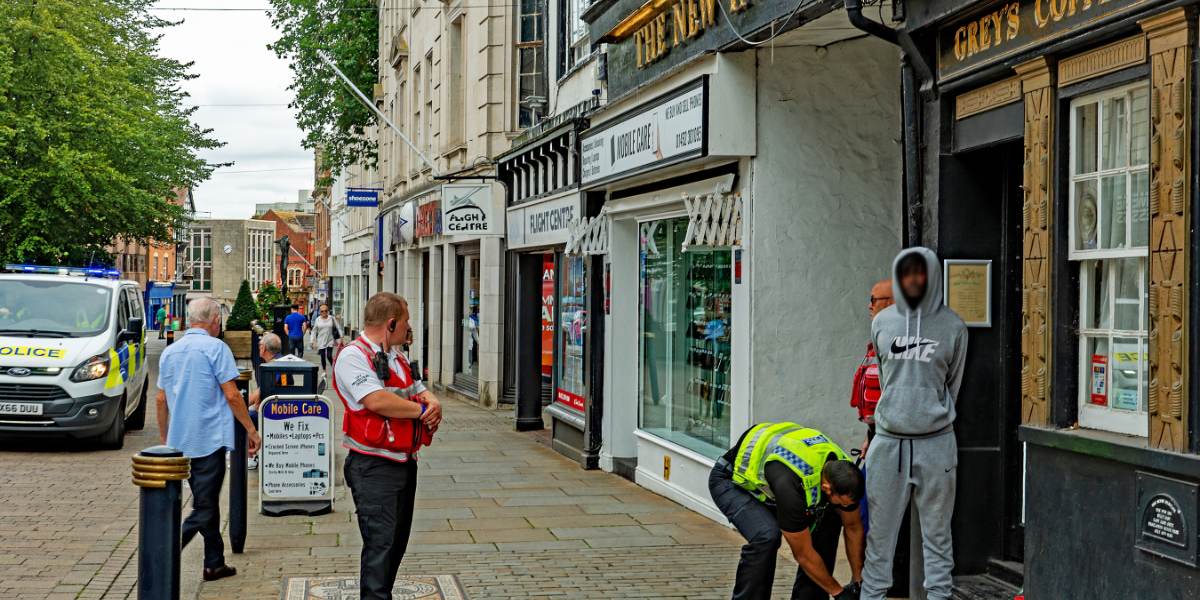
left=318, top=347, right=334, bottom=370
left=289, top=336, right=304, bottom=358
left=709, top=462, right=843, bottom=600
left=181, top=449, right=226, bottom=569
left=158, top=323, right=165, bottom=339
left=344, top=451, right=419, bottom=600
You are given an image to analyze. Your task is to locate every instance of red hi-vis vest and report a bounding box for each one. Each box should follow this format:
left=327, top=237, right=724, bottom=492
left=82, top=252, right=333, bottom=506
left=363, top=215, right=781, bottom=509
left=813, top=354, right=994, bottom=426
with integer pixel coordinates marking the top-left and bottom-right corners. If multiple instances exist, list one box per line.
left=331, top=340, right=432, bottom=461
left=851, top=342, right=882, bottom=424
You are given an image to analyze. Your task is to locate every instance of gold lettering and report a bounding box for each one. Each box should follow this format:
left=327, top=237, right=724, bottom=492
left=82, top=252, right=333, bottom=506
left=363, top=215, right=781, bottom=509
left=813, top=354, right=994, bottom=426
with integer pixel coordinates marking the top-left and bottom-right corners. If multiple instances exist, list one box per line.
left=656, top=14, right=667, bottom=56
left=688, top=0, right=700, bottom=37
left=1050, top=0, right=1066, bottom=21
left=1008, top=2, right=1019, bottom=38
left=1036, top=0, right=1050, bottom=27
left=990, top=11, right=1003, bottom=46
left=673, top=3, right=687, bottom=45
left=978, top=17, right=991, bottom=51
left=1083, top=0, right=1092, bottom=9
left=967, top=21, right=979, bottom=55
left=1068, top=0, right=1076, bottom=16
left=635, top=30, right=643, bottom=67
left=700, top=0, right=716, bottom=29
left=955, top=26, right=968, bottom=60
left=732, top=0, right=751, bottom=13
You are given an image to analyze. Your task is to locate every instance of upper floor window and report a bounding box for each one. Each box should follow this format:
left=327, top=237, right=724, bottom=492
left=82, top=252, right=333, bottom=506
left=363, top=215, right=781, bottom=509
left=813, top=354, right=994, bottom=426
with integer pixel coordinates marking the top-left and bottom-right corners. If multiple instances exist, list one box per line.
left=518, top=0, right=546, bottom=128
left=1069, top=82, right=1151, bottom=437
left=559, top=0, right=589, bottom=76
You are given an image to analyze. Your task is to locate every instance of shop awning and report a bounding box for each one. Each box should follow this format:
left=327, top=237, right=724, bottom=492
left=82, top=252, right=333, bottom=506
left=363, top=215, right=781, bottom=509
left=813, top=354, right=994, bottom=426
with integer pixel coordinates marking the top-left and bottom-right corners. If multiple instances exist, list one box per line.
left=148, top=283, right=175, bottom=300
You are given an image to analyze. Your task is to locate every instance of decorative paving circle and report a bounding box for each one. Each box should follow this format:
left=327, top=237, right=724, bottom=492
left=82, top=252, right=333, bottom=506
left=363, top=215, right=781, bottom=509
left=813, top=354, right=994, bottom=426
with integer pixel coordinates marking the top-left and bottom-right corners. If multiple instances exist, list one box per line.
left=281, top=575, right=468, bottom=600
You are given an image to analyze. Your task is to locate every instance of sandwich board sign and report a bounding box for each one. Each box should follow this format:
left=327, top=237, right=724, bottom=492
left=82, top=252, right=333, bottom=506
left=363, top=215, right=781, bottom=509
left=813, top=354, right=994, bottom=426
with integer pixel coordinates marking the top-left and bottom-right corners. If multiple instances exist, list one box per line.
left=258, top=394, right=335, bottom=516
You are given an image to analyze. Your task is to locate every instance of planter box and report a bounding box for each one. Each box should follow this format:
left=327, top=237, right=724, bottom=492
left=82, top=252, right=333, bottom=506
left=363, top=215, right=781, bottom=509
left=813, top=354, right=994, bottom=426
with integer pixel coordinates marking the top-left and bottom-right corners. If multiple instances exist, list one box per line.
left=224, top=330, right=253, bottom=360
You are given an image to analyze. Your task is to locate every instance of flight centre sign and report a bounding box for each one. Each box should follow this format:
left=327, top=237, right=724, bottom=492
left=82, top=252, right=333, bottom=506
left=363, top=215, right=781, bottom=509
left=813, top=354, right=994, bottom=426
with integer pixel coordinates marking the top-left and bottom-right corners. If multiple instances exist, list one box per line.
left=441, top=184, right=498, bottom=235
left=580, top=78, right=707, bottom=187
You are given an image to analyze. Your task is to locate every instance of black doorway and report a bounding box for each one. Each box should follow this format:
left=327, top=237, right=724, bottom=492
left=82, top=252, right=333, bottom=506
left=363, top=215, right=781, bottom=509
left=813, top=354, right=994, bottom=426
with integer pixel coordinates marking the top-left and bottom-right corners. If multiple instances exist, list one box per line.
left=938, top=139, right=1026, bottom=573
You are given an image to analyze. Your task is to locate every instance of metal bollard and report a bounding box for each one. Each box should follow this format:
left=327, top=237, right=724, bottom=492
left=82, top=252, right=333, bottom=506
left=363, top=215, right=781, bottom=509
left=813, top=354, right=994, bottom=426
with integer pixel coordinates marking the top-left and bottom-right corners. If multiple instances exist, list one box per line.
left=229, top=367, right=253, bottom=554
left=132, top=446, right=190, bottom=600
left=165, top=328, right=174, bottom=346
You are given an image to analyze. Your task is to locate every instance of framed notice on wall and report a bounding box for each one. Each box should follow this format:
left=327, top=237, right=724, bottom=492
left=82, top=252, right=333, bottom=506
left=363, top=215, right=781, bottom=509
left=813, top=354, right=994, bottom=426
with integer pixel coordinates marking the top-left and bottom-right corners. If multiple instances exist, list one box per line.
left=943, top=259, right=991, bottom=327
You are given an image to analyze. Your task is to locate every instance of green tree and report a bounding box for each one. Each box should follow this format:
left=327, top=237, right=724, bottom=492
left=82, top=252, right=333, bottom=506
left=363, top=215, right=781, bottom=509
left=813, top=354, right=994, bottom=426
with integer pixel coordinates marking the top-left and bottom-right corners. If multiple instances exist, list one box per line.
left=226, top=280, right=258, bottom=331
left=267, top=0, right=378, bottom=185
left=0, top=1, right=225, bottom=265
left=256, top=282, right=285, bottom=322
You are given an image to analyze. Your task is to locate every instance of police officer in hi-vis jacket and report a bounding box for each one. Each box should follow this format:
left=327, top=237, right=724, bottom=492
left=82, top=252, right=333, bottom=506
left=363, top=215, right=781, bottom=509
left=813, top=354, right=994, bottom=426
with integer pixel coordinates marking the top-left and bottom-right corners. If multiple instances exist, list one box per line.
left=332, top=292, right=443, bottom=600
left=709, top=423, right=866, bottom=600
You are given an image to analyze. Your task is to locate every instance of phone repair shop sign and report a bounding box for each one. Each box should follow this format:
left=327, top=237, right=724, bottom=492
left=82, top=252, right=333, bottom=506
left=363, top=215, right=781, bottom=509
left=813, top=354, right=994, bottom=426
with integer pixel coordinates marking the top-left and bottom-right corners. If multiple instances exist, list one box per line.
left=259, top=397, right=335, bottom=507
left=580, top=77, right=707, bottom=187
left=442, top=184, right=497, bottom=235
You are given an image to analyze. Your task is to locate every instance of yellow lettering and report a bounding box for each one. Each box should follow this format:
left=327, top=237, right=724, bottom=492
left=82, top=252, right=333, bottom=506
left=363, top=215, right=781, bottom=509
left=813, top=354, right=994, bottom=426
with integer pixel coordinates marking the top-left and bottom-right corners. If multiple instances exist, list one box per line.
left=634, top=30, right=643, bottom=67
left=700, top=0, right=716, bottom=29
left=1068, top=0, right=1076, bottom=16
left=1036, top=0, right=1050, bottom=27
left=1008, top=3, right=1020, bottom=38
left=1051, top=0, right=1066, bottom=21
left=673, top=4, right=687, bottom=45
left=978, top=17, right=991, bottom=51
left=955, top=26, right=968, bottom=60
left=656, top=14, right=667, bottom=57
left=967, top=21, right=979, bottom=55
left=990, top=11, right=1003, bottom=46
left=687, top=0, right=700, bottom=37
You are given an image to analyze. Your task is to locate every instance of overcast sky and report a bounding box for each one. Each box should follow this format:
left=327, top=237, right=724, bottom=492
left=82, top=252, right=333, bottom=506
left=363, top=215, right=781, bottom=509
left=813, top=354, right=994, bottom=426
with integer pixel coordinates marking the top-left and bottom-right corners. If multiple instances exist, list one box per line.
left=152, top=0, right=313, bottom=219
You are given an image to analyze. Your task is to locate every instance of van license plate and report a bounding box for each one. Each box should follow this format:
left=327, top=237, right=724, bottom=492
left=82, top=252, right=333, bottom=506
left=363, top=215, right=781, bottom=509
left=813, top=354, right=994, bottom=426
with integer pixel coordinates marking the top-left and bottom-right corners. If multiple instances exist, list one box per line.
left=0, top=402, right=42, bottom=415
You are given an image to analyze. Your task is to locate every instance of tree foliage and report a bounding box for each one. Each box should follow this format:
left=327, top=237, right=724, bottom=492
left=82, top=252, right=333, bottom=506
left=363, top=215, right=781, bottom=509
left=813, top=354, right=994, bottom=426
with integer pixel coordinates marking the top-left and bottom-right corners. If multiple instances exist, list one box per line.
left=227, top=280, right=258, bottom=331
left=0, top=0, right=225, bottom=265
left=267, top=0, right=378, bottom=185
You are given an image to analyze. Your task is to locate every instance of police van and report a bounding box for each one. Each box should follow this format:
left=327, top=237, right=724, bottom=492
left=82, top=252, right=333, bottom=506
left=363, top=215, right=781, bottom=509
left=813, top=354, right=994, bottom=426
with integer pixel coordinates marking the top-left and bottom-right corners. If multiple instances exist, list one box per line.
left=0, top=265, right=149, bottom=448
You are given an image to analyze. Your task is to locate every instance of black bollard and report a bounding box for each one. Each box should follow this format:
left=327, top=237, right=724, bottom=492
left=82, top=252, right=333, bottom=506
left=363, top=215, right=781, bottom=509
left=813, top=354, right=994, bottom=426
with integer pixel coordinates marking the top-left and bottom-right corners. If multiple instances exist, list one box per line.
left=132, top=446, right=189, bottom=600
left=230, top=366, right=253, bottom=554
left=165, top=328, right=174, bottom=346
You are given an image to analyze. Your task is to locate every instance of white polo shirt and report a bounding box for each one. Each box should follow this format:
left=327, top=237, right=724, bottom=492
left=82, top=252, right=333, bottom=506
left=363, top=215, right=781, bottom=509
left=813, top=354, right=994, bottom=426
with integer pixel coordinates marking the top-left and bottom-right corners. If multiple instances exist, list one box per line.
left=333, top=333, right=427, bottom=411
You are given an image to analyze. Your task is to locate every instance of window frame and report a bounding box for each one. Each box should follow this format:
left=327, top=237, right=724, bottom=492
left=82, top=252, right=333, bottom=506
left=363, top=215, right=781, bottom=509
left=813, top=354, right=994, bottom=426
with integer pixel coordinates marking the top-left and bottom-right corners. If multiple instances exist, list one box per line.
left=1067, top=80, right=1152, bottom=437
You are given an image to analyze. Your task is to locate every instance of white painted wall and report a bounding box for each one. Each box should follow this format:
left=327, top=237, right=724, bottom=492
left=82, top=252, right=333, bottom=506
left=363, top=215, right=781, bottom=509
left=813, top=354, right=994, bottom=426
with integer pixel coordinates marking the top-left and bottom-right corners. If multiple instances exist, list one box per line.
left=748, top=38, right=903, bottom=453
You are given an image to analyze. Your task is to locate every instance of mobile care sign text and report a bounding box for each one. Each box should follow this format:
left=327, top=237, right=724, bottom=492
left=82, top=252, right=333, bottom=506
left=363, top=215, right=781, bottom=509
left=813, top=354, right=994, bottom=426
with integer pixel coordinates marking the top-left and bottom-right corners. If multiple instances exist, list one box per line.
left=581, top=78, right=707, bottom=187
left=259, top=397, right=334, bottom=504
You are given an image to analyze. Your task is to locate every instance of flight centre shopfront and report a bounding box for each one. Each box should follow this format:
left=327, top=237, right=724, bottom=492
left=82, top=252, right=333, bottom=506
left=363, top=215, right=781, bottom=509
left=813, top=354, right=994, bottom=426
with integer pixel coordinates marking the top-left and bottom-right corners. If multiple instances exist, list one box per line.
left=896, top=0, right=1200, bottom=594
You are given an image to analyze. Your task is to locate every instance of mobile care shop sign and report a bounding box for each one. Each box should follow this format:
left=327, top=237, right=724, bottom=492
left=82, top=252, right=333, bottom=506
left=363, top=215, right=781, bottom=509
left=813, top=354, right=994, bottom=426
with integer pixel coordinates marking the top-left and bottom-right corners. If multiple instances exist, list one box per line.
left=580, top=78, right=707, bottom=187
left=259, top=397, right=334, bottom=503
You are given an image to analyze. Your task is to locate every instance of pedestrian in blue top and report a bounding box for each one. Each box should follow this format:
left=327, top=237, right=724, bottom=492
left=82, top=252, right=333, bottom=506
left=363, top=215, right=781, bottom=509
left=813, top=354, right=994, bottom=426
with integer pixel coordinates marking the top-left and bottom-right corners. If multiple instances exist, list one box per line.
left=283, top=304, right=307, bottom=358
left=156, top=298, right=261, bottom=582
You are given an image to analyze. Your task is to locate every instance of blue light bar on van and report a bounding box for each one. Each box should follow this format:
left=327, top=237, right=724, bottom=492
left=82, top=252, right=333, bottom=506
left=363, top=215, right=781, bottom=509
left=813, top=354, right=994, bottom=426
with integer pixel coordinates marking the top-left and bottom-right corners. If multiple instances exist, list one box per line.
left=4, top=264, right=122, bottom=278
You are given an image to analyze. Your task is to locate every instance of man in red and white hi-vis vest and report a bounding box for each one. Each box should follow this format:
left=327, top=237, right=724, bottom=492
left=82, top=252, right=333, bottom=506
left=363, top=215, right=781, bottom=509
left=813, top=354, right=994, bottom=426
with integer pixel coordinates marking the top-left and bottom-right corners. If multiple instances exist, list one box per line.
left=332, top=292, right=443, bottom=600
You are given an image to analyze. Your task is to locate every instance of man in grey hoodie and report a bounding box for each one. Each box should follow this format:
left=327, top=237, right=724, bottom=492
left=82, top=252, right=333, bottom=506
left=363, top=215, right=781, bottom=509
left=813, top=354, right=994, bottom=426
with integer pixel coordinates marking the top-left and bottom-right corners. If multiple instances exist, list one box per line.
left=861, top=248, right=967, bottom=600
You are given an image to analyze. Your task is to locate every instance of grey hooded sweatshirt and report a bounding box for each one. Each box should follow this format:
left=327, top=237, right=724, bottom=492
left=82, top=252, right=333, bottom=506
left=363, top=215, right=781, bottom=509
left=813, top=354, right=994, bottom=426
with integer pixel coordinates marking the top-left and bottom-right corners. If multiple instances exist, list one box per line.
left=870, top=247, right=968, bottom=438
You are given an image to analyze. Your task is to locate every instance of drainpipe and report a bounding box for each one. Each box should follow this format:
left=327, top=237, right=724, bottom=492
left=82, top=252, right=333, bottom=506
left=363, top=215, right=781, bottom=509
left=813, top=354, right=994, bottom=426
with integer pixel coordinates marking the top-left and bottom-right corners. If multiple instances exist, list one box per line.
left=845, top=0, right=931, bottom=247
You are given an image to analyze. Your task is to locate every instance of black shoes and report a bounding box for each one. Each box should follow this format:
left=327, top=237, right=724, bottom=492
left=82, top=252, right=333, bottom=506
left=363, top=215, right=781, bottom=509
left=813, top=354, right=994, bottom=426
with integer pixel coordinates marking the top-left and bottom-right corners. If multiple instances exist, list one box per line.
left=203, top=564, right=237, bottom=581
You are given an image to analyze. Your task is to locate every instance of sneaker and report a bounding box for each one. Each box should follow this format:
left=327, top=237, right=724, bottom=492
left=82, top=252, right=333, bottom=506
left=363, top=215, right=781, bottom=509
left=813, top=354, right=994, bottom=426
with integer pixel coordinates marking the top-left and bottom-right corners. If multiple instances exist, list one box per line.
left=247, top=456, right=257, bottom=470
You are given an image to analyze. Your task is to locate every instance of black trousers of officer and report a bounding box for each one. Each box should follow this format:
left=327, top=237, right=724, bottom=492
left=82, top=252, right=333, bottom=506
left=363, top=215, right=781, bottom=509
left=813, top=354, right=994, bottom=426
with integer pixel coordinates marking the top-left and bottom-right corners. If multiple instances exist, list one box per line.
left=344, top=450, right=419, bottom=600
left=709, top=461, right=843, bottom=600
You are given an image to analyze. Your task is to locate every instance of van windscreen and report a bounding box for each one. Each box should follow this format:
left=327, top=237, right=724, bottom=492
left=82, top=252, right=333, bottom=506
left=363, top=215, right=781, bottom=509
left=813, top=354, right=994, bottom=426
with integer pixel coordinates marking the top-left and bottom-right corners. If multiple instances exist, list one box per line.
left=0, top=280, right=113, bottom=337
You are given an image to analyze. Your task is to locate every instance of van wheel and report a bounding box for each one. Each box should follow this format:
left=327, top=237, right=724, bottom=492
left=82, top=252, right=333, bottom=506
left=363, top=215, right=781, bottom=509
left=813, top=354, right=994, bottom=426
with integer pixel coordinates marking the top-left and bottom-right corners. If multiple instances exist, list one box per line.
left=125, top=384, right=147, bottom=431
left=96, top=397, right=126, bottom=450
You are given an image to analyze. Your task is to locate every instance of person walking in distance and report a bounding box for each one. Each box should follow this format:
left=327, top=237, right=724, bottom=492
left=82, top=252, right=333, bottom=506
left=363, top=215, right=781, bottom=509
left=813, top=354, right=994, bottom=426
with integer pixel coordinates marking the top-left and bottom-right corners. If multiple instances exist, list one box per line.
left=156, top=298, right=261, bottom=582
left=332, top=292, right=443, bottom=600
left=861, top=249, right=967, bottom=600
left=156, top=305, right=168, bottom=339
left=283, top=304, right=307, bottom=358
left=311, top=304, right=340, bottom=376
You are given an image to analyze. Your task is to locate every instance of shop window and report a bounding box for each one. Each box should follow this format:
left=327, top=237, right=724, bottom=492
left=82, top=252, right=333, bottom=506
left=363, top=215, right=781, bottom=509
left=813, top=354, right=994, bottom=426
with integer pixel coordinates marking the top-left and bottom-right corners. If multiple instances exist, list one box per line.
left=639, top=217, right=733, bottom=458
left=557, top=255, right=586, bottom=412
left=542, top=254, right=555, bottom=389
left=1069, top=82, right=1151, bottom=437
left=459, top=254, right=481, bottom=378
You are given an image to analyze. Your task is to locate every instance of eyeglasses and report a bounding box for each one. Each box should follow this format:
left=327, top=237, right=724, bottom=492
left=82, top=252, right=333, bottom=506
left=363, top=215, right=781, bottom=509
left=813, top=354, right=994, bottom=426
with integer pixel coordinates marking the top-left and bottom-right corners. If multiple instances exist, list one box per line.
left=870, top=296, right=893, bottom=305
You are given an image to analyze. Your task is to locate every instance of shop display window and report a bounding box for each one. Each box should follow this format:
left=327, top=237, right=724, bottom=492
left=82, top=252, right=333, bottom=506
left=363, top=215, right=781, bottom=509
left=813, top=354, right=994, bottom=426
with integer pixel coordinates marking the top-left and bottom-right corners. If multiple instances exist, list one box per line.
left=542, top=255, right=555, bottom=383
left=459, top=254, right=481, bottom=378
left=1069, top=82, right=1150, bottom=437
left=557, top=255, right=586, bottom=412
left=638, top=217, right=732, bottom=458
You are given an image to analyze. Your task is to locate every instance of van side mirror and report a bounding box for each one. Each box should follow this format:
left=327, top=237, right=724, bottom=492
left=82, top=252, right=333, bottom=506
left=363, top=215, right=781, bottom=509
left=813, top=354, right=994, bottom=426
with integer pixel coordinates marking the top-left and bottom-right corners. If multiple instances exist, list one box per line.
left=119, top=318, right=143, bottom=344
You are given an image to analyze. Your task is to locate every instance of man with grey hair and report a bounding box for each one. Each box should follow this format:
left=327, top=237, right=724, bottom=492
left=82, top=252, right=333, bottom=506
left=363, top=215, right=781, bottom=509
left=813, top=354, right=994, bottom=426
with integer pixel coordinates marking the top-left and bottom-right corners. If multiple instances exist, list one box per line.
left=245, top=332, right=292, bottom=470
left=157, top=298, right=261, bottom=582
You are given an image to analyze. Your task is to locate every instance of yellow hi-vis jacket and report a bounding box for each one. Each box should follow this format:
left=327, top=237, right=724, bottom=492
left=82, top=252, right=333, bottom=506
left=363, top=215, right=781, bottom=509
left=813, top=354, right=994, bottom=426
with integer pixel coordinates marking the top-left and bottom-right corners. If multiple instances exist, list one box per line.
left=730, top=422, right=850, bottom=507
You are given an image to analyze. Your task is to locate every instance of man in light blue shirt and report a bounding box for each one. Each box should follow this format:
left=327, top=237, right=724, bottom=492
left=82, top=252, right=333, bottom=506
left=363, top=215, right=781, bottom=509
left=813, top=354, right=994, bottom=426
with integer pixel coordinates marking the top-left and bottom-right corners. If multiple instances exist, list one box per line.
left=156, top=298, right=260, bottom=582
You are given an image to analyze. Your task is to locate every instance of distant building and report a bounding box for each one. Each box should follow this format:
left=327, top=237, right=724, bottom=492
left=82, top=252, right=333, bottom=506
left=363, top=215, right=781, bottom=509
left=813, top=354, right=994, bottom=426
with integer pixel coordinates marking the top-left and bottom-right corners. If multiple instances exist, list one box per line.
left=178, top=218, right=276, bottom=315
left=255, top=190, right=315, bottom=216
left=258, top=210, right=316, bottom=310
left=108, top=187, right=192, bottom=293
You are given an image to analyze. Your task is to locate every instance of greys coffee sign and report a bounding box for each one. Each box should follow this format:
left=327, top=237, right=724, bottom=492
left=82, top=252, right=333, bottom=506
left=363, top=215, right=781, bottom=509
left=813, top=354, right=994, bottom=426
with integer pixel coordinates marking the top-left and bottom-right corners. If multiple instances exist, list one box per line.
left=581, top=78, right=707, bottom=187
left=938, top=0, right=1149, bottom=81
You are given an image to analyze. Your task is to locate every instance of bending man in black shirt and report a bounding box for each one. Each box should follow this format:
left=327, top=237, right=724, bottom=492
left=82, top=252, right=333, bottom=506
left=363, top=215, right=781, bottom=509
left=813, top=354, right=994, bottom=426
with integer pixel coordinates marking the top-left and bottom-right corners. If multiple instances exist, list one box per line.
left=709, top=423, right=866, bottom=600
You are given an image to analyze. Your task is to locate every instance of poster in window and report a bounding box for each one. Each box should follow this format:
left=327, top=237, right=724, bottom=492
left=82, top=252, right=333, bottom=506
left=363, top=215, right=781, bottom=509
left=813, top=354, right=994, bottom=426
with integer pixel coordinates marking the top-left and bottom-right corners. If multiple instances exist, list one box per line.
left=1091, top=355, right=1108, bottom=406
left=943, top=260, right=991, bottom=327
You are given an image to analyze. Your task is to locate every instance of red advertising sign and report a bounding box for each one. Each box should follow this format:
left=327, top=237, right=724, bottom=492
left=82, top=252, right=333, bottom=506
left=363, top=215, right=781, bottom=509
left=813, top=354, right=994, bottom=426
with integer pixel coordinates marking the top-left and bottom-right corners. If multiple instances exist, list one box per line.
left=556, top=388, right=585, bottom=412
left=1090, top=354, right=1108, bottom=406
left=415, top=201, right=442, bottom=237
left=542, top=255, right=554, bottom=376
